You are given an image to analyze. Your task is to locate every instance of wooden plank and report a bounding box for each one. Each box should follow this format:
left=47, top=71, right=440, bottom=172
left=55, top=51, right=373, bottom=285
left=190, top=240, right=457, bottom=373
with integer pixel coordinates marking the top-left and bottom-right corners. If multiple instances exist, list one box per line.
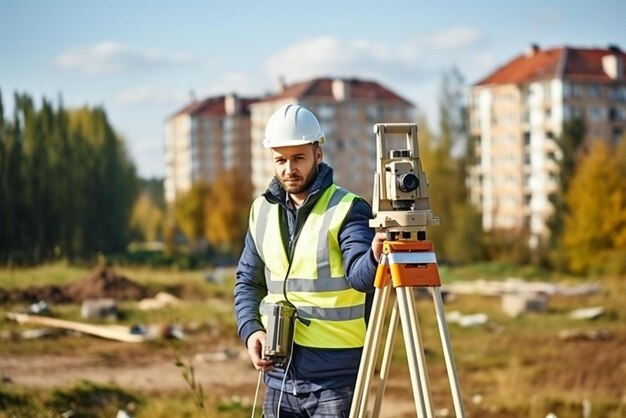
left=6, top=312, right=150, bottom=343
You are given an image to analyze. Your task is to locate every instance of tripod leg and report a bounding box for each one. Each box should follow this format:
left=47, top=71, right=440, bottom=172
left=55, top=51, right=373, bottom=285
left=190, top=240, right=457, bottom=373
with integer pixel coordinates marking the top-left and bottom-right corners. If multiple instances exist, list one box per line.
left=350, top=282, right=392, bottom=418
left=396, top=286, right=434, bottom=418
left=432, top=287, right=466, bottom=418
left=371, top=297, right=400, bottom=418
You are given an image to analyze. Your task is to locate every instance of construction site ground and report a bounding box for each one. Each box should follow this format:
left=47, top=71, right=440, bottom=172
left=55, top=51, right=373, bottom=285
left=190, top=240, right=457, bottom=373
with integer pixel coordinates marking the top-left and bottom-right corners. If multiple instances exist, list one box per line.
left=1, top=265, right=625, bottom=417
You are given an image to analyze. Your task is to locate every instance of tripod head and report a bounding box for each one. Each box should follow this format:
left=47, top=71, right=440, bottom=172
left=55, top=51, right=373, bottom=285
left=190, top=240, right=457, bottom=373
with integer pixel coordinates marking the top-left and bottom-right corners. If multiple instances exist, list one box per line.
left=370, top=123, right=439, bottom=241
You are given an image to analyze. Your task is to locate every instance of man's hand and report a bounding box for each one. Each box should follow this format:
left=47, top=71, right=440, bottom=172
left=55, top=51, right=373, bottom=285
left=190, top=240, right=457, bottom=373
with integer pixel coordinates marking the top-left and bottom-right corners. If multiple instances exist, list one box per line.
left=371, top=231, right=387, bottom=262
left=246, top=330, right=273, bottom=372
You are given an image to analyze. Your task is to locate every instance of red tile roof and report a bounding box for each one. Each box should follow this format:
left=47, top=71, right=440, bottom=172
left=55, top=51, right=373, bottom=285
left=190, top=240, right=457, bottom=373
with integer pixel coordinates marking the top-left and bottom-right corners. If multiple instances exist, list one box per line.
left=259, top=77, right=413, bottom=105
left=475, top=45, right=626, bottom=86
left=170, top=95, right=258, bottom=118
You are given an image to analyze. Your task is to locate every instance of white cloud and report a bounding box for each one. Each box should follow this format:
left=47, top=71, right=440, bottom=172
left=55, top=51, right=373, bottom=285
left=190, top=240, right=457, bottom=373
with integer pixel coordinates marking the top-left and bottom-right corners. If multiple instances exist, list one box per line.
left=427, top=26, right=484, bottom=50
left=263, top=27, right=484, bottom=85
left=263, top=36, right=427, bottom=85
left=55, top=41, right=193, bottom=75
left=202, top=72, right=263, bottom=97
left=260, top=29, right=486, bottom=122
left=113, top=86, right=187, bottom=105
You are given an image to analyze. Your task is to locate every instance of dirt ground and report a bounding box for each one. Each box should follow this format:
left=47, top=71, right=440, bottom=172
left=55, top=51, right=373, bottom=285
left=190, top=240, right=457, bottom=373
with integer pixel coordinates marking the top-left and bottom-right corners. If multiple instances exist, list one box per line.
left=3, top=268, right=624, bottom=417
left=0, top=337, right=417, bottom=417
left=0, top=267, right=418, bottom=417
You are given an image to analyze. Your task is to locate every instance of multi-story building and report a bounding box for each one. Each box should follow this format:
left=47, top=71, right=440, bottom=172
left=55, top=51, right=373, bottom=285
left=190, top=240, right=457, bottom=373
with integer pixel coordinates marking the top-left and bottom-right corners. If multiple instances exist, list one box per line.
left=250, top=77, right=415, bottom=200
left=164, top=94, right=257, bottom=203
left=468, top=44, right=626, bottom=246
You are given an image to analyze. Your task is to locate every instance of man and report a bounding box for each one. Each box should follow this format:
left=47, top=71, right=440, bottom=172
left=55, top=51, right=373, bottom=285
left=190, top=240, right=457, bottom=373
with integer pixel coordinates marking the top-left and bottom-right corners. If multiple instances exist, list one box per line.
left=235, top=104, right=385, bottom=418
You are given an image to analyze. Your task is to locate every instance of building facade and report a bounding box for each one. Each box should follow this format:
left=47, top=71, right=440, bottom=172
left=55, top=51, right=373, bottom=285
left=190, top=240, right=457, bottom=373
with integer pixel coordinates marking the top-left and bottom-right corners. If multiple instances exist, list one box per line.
left=250, top=77, right=415, bottom=200
left=468, top=44, right=626, bottom=245
left=164, top=94, right=257, bottom=204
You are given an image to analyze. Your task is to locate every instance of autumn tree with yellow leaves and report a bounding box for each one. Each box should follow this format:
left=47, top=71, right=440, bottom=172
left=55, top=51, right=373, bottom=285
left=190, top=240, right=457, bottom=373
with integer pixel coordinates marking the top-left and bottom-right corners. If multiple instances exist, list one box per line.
left=172, top=170, right=251, bottom=257
left=203, top=171, right=251, bottom=257
left=562, top=139, right=626, bottom=275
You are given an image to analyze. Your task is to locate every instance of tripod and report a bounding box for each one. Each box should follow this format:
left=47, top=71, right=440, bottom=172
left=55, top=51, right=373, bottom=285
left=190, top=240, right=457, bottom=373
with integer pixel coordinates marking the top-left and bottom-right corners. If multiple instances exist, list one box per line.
left=350, top=239, right=465, bottom=418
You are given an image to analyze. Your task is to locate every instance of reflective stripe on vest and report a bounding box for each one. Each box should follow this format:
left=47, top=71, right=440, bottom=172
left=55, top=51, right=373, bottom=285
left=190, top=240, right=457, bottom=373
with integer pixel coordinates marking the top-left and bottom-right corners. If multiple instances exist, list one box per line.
left=250, top=184, right=367, bottom=349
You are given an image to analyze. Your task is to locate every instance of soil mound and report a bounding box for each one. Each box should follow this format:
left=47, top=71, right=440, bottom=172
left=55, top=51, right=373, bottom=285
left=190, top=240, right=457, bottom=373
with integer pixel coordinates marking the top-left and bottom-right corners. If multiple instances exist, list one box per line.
left=0, top=267, right=152, bottom=305
left=64, top=267, right=152, bottom=302
left=0, top=284, right=70, bottom=304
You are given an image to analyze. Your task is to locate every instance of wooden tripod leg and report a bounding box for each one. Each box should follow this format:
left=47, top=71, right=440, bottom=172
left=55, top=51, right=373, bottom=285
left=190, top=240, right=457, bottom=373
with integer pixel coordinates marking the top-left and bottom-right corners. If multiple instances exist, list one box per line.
left=432, top=287, right=466, bottom=418
left=396, top=286, right=434, bottom=418
left=350, top=277, right=392, bottom=418
left=371, top=297, right=400, bottom=418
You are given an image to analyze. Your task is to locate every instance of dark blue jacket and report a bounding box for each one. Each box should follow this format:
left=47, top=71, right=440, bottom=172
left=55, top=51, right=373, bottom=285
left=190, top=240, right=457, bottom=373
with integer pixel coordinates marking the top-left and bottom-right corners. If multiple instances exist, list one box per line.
left=234, top=162, right=378, bottom=393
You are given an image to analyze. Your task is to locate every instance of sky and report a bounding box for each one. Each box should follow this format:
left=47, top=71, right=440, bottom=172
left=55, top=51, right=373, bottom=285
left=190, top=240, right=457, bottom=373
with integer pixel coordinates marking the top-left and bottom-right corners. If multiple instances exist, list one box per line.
left=2, top=1, right=625, bottom=178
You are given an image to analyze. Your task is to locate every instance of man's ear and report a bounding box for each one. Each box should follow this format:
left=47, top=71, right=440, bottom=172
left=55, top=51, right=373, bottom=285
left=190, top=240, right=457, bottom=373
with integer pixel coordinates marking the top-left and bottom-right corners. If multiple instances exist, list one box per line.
left=315, top=145, right=323, bottom=164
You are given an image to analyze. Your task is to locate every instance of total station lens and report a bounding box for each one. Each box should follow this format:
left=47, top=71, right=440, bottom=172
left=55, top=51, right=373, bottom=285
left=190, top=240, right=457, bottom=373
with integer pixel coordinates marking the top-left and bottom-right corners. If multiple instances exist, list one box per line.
left=397, top=173, right=419, bottom=193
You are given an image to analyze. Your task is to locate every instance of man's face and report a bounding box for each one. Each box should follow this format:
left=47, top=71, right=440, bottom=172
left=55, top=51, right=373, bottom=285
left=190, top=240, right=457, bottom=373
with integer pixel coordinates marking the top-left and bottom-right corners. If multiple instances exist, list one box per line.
left=271, top=143, right=323, bottom=195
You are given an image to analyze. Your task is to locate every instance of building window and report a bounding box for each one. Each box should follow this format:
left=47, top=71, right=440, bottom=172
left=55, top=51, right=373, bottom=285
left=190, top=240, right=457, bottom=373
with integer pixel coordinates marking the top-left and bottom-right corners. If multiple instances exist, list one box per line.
left=572, top=84, right=585, bottom=98
left=347, top=105, right=359, bottom=118
left=588, top=84, right=601, bottom=98
left=563, top=82, right=571, bottom=98
left=318, top=105, right=335, bottom=119
left=367, top=105, right=380, bottom=122
left=588, top=106, right=605, bottom=121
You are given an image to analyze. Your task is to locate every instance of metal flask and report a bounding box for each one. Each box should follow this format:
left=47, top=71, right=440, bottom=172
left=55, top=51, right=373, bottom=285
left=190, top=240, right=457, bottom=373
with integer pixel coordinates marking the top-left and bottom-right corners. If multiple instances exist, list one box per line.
left=264, top=300, right=297, bottom=368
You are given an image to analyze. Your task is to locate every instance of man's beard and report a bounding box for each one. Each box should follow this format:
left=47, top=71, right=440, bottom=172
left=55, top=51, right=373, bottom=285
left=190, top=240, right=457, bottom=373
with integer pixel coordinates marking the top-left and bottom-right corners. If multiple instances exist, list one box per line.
left=279, top=164, right=318, bottom=194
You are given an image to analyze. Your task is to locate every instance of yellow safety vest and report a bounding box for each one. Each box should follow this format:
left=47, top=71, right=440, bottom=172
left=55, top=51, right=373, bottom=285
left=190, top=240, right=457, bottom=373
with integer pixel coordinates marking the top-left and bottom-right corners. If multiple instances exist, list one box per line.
left=249, top=184, right=367, bottom=349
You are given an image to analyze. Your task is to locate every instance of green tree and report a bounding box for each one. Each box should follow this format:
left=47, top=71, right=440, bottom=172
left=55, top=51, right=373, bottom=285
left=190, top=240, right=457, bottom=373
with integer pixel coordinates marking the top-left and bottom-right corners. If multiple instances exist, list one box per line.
left=68, top=107, right=138, bottom=256
left=0, top=93, right=138, bottom=264
left=547, top=117, right=586, bottom=269
left=424, top=67, right=484, bottom=264
left=0, top=91, right=6, bottom=258
left=562, top=140, right=626, bottom=275
left=139, top=177, right=165, bottom=210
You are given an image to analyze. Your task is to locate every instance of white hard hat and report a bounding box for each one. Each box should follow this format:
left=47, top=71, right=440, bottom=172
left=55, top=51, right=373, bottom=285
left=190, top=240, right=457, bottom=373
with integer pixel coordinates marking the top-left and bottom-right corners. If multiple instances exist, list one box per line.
left=262, top=104, right=326, bottom=148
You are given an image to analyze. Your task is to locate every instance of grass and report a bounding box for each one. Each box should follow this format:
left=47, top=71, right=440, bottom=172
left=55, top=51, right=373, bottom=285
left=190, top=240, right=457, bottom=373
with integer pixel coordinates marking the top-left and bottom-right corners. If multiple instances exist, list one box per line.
left=1, top=262, right=625, bottom=417
left=0, top=261, right=89, bottom=288
left=0, top=382, right=254, bottom=418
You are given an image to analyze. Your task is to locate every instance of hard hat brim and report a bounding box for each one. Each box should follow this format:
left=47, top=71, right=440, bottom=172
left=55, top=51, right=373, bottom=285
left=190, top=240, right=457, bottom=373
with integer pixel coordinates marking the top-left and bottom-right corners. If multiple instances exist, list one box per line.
left=262, top=135, right=326, bottom=149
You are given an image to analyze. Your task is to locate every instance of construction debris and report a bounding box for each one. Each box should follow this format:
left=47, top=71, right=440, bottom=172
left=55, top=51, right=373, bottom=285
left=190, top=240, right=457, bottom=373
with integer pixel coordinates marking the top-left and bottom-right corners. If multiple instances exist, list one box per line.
left=501, top=293, right=549, bottom=317
left=6, top=312, right=151, bottom=343
left=138, top=292, right=181, bottom=311
left=568, top=306, right=605, bottom=320
left=81, top=298, right=118, bottom=319
left=558, top=329, right=612, bottom=341
left=27, top=300, right=50, bottom=314
left=444, top=279, right=601, bottom=297
left=447, top=311, right=488, bottom=328
left=194, top=347, right=246, bottom=363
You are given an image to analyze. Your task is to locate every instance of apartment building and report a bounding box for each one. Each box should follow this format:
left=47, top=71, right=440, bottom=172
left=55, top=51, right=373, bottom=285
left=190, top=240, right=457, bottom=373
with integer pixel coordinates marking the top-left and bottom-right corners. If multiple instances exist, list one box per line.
left=468, top=44, right=626, bottom=246
left=164, top=94, right=257, bottom=203
left=250, top=77, right=415, bottom=200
